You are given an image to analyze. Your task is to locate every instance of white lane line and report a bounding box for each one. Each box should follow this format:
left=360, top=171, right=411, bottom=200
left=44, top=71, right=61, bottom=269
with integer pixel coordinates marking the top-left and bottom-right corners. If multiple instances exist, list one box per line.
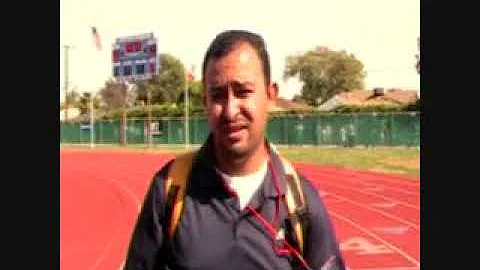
left=318, top=181, right=419, bottom=210
left=330, top=210, right=420, bottom=267
left=327, top=192, right=419, bottom=231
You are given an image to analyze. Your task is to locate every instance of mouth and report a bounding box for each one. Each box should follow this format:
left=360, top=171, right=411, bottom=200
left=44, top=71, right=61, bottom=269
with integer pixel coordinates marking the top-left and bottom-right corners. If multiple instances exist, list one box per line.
left=226, top=124, right=246, bottom=132
left=221, top=123, right=248, bottom=139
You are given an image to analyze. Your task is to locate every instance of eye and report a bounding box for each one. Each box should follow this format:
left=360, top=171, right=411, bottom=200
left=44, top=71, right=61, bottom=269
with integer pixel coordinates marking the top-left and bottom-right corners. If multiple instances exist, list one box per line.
left=209, top=87, right=227, bottom=102
left=235, top=86, right=253, bottom=98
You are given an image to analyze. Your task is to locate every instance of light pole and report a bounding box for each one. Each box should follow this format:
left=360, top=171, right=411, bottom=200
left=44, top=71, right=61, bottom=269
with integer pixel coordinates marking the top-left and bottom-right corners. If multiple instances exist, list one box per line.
left=63, top=45, right=72, bottom=121
left=90, top=92, right=95, bottom=148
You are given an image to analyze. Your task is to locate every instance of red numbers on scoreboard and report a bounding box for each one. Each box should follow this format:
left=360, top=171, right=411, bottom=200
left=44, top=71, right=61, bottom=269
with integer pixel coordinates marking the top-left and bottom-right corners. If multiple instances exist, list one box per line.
left=113, top=50, right=120, bottom=62
left=125, top=41, right=142, bottom=53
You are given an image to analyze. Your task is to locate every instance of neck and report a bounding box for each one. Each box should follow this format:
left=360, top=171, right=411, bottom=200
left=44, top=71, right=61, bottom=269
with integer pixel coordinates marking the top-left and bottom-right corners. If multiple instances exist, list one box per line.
left=215, top=140, right=269, bottom=176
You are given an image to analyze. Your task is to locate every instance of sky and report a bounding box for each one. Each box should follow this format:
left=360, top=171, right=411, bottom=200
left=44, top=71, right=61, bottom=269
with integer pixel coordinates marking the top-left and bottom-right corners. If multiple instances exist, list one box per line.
left=60, top=0, right=420, bottom=101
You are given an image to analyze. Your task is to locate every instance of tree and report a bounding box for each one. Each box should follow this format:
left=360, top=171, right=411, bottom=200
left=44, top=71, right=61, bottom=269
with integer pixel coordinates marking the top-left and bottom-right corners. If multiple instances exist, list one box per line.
left=292, top=94, right=305, bottom=103
left=99, top=79, right=136, bottom=111
left=283, top=46, right=366, bottom=106
left=78, top=92, right=101, bottom=115
left=189, top=81, right=205, bottom=110
left=65, top=89, right=80, bottom=108
left=176, top=80, right=204, bottom=110
left=135, top=53, right=187, bottom=105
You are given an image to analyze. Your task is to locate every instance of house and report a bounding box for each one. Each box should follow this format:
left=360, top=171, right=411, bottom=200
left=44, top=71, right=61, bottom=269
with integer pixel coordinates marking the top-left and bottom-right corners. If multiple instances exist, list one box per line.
left=60, top=107, right=81, bottom=121
left=317, top=88, right=419, bottom=111
left=269, top=97, right=315, bottom=113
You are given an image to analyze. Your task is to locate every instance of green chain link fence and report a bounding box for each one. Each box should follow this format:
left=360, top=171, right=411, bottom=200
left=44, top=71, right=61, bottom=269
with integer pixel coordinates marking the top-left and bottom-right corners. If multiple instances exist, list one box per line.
left=61, top=112, right=420, bottom=147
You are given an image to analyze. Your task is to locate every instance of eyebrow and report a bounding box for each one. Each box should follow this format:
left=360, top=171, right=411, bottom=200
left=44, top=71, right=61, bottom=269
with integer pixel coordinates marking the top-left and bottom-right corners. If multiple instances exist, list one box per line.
left=237, top=81, right=255, bottom=88
left=209, top=81, right=255, bottom=89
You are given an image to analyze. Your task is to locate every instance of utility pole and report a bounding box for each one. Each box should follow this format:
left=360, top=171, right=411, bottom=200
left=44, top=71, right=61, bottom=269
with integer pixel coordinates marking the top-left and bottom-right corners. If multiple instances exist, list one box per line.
left=63, top=45, right=71, bottom=121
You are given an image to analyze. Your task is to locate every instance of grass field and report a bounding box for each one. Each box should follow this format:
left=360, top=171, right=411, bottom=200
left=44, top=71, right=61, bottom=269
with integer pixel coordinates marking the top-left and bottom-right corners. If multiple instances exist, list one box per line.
left=277, top=146, right=420, bottom=178
left=61, top=144, right=420, bottom=178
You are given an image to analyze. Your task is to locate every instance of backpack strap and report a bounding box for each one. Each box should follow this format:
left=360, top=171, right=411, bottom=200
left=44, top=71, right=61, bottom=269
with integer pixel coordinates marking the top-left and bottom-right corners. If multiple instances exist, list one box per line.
left=164, top=150, right=197, bottom=241
left=279, top=156, right=309, bottom=255
left=164, top=149, right=309, bottom=256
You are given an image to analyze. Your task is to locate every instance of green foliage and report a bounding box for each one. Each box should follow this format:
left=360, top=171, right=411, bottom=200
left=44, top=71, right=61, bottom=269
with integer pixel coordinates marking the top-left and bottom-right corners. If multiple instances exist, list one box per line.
left=99, top=79, right=131, bottom=110
left=99, top=102, right=420, bottom=120
left=269, top=101, right=420, bottom=116
left=284, top=46, right=366, bottom=106
left=292, top=94, right=305, bottom=103
left=188, top=81, right=205, bottom=110
left=405, top=98, right=421, bottom=111
left=176, top=80, right=205, bottom=112
left=78, top=92, right=101, bottom=115
left=100, top=102, right=206, bottom=120
left=269, top=109, right=317, bottom=117
left=66, top=90, right=80, bottom=107
left=332, top=103, right=419, bottom=113
left=135, top=53, right=187, bottom=104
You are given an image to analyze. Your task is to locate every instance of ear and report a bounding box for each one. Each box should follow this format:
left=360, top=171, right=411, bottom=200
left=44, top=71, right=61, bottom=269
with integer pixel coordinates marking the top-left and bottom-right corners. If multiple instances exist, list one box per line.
left=267, top=82, right=279, bottom=100
left=266, top=82, right=278, bottom=113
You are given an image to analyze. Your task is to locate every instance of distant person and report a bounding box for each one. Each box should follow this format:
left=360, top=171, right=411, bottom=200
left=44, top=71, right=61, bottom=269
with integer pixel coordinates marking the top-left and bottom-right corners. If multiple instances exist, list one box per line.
left=123, top=29, right=346, bottom=270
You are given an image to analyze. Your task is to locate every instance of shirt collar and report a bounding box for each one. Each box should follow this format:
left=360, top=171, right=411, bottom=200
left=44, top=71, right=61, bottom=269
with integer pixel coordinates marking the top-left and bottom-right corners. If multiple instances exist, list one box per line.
left=196, top=134, right=288, bottom=201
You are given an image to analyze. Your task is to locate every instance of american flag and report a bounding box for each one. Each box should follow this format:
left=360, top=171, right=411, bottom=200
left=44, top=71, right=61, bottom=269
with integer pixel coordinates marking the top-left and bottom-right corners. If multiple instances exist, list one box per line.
left=91, top=27, right=102, bottom=50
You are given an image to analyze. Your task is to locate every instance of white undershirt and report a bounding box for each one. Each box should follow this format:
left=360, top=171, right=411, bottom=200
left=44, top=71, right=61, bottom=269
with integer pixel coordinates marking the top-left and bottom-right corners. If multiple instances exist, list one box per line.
left=215, top=160, right=268, bottom=209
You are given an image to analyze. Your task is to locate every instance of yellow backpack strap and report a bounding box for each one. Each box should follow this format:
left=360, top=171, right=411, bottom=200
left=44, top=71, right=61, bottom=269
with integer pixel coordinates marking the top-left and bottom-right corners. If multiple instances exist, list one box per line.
left=164, top=150, right=197, bottom=241
left=279, top=156, right=308, bottom=254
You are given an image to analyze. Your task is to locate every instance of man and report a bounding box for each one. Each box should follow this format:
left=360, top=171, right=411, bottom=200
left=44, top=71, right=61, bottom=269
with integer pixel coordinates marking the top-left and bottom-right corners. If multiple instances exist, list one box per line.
left=124, top=29, right=346, bottom=270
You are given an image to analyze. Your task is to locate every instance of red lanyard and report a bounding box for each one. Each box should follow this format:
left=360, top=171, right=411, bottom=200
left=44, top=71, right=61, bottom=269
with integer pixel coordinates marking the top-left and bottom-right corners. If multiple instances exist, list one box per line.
left=245, top=159, right=312, bottom=270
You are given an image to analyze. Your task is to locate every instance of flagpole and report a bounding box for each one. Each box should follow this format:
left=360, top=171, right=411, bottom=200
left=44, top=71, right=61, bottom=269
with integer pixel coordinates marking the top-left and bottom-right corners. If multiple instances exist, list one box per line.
left=90, top=26, right=101, bottom=148
left=185, top=65, right=194, bottom=148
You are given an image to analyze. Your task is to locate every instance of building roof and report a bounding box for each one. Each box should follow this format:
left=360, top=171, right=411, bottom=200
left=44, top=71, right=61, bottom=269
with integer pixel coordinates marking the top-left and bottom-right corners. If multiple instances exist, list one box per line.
left=60, top=107, right=81, bottom=121
left=316, top=88, right=419, bottom=111
left=334, top=88, right=418, bottom=106
left=269, top=97, right=314, bottom=112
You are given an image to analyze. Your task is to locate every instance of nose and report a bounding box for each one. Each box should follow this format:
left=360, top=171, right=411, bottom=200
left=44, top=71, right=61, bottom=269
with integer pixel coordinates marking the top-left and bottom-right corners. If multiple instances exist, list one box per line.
left=223, top=91, right=240, bottom=121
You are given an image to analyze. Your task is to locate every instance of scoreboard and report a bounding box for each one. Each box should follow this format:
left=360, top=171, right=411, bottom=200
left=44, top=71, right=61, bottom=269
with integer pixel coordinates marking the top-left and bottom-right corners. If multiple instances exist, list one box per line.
left=112, top=33, right=159, bottom=82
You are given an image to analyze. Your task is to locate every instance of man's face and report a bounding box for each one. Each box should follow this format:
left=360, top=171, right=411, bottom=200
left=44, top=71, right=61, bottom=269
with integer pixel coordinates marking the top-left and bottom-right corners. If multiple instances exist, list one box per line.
left=204, top=42, right=275, bottom=158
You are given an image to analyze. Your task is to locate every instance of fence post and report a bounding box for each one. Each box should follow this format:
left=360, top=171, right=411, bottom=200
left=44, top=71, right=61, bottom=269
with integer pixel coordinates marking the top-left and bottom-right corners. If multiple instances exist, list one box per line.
left=120, top=109, right=127, bottom=146
left=315, top=116, right=322, bottom=146
left=283, top=116, right=288, bottom=145
left=167, top=118, right=171, bottom=144
left=99, top=121, right=103, bottom=144
left=79, top=123, right=82, bottom=144
left=295, top=115, right=304, bottom=146
left=193, top=117, right=197, bottom=144
left=389, top=113, right=393, bottom=146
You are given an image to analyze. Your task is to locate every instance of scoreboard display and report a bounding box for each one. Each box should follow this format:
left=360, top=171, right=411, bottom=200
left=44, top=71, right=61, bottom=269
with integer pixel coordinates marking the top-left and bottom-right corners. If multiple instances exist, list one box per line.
left=112, top=33, right=159, bottom=82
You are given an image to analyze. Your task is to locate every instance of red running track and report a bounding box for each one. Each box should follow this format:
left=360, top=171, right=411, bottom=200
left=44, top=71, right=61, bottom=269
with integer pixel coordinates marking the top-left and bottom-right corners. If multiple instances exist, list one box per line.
left=60, top=150, right=420, bottom=270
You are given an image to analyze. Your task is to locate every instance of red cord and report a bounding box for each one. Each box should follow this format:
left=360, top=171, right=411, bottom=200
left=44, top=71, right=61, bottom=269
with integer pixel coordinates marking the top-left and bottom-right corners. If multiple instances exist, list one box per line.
left=245, top=205, right=312, bottom=270
left=243, top=159, right=312, bottom=270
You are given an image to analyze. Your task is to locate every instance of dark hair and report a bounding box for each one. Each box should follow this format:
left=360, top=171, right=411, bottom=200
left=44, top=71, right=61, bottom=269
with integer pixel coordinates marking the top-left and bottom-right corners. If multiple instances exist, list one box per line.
left=201, top=29, right=271, bottom=86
